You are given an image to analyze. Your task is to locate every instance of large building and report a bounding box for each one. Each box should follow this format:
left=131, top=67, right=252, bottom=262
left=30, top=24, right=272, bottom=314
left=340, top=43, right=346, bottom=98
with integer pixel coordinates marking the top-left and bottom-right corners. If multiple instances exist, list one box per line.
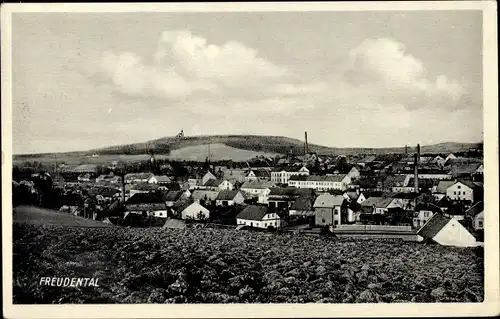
left=288, top=174, right=349, bottom=192
left=270, top=166, right=309, bottom=184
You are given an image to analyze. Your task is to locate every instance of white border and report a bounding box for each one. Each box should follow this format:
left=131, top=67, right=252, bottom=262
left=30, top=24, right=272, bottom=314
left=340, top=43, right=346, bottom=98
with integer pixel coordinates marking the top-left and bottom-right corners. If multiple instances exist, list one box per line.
left=2, top=2, right=498, bottom=318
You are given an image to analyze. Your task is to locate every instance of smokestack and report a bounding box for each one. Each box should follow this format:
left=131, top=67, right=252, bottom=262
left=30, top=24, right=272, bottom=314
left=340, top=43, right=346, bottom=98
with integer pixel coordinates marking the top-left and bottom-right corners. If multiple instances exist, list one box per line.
left=414, top=153, right=419, bottom=194
left=304, top=131, right=309, bottom=155
left=121, top=175, right=126, bottom=203
left=405, top=145, right=408, bottom=155
left=417, top=144, right=421, bottom=165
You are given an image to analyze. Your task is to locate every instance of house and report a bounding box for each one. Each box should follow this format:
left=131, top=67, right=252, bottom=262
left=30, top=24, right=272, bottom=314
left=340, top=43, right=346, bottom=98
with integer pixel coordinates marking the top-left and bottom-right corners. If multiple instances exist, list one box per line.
left=413, top=203, right=442, bottom=228
left=155, top=175, right=173, bottom=185
left=124, top=192, right=169, bottom=218
left=187, top=178, right=199, bottom=190
left=163, top=190, right=191, bottom=207
left=271, top=166, right=310, bottom=184
left=236, top=205, right=282, bottom=229
left=202, top=171, right=217, bottom=186
left=203, top=179, right=234, bottom=191
left=450, top=162, right=483, bottom=178
left=99, top=187, right=121, bottom=201
left=432, top=155, right=446, bottom=167
left=356, top=155, right=376, bottom=167
left=343, top=190, right=367, bottom=204
left=444, top=153, right=457, bottom=164
left=417, top=213, right=477, bottom=247
left=245, top=169, right=271, bottom=182
left=240, top=181, right=276, bottom=204
left=221, top=168, right=248, bottom=184
left=313, top=194, right=346, bottom=226
left=465, top=201, right=484, bottom=231
left=129, top=183, right=161, bottom=196
left=435, top=180, right=483, bottom=203
left=125, top=173, right=157, bottom=184
left=268, top=187, right=315, bottom=210
left=288, top=174, right=350, bottom=192
left=360, top=196, right=402, bottom=215
left=345, top=166, right=361, bottom=182
left=215, top=190, right=245, bottom=207
left=191, top=190, right=220, bottom=205
left=382, top=175, right=411, bottom=193
left=442, top=203, right=467, bottom=221
left=173, top=201, right=210, bottom=220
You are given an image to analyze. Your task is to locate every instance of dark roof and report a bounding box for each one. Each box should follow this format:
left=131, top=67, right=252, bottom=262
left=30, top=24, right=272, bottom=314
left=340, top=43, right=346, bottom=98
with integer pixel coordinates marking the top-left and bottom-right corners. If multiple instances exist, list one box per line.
left=407, top=178, right=440, bottom=189
left=126, top=192, right=166, bottom=205
left=445, top=204, right=466, bottom=216
left=465, top=201, right=484, bottom=217
left=269, top=187, right=314, bottom=197
left=290, top=196, right=315, bottom=211
left=241, top=181, right=275, bottom=189
left=345, top=191, right=359, bottom=200
left=204, top=179, right=224, bottom=187
left=99, top=187, right=121, bottom=198
left=417, top=213, right=450, bottom=238
left=383, top=175, right=408, bottom=188
left=216, top=190, right=240, bottom=201
left=249, top=170, right=270, bottom=178
left=236, top=205, right=268, bottom=221
left=415, top=203, right=442, bottom=214
left=163, top=190, right=184, bottom=202
left=272, top=166, right=308, bottom=173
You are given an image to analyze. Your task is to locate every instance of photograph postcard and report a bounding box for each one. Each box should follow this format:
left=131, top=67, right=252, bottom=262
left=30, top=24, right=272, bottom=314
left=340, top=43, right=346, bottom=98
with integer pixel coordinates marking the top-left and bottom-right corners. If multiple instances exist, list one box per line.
left=2, top=1, right=499, bottom=318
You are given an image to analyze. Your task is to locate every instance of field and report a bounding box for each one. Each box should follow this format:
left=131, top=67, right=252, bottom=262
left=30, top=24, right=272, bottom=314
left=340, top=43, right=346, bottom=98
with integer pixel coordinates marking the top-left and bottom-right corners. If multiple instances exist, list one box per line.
left=13, top=222, right=484, bottom=304
left=13, top=143, right=277, bottom=166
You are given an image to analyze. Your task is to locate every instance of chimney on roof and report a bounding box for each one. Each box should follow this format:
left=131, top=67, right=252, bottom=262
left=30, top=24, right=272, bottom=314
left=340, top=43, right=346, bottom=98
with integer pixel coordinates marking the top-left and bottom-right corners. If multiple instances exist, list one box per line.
left=405, top=145, right=408, bottom=155
left=414, top=153, right=419, bottom=194
left=304, top=131, right=309, bottom=155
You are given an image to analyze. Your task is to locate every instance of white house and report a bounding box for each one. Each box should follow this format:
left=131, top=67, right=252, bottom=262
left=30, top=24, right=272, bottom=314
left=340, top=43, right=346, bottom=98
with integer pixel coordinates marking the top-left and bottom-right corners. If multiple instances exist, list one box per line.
left=360, top=197, right=402, bottom=215
left=124, top=192, right=169, bottom=218
left=236, top=205, right=282, bottom=229
left=203, top=179, right=234, bottom=191
left=465, top=201, right=484, bottom=231
left=417, top=213, right=477, bottom=247
left=245, top=169, right=271, bottom=182
left=413, top=204, right=442, bottom=228
left=240, top=181, right=276, bottom=204
left=125, top=173, right=158, bottom=184
left=313, top=194, right=345, bottom=226
left=202, top=171, right=217, bottom=186
left=215, top=190, right=245, bottom=206
left=187, top=178, right=199, bottom=190
left=346, top=167, right=361, bottom=182
left=432, top=155, right=446, bottom=167
left=288, top=174, right=349, bottom=192
left=271, top=166, right=309, bottom=184
left=436, top=180, right=481, bottom=202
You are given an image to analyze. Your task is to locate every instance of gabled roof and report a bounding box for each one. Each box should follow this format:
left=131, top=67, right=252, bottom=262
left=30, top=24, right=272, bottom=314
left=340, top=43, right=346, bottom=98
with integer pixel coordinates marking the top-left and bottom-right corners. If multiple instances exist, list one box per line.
left=436, top=181, right=457, bottom=193
left=417, top=213, right=450, bottom=239
left=345, top=191, right=360, bottom=200
left=415, top=203, right=442, bottom=214
left=248, top=170, right=270, bottom=178
left=272, top=166, right=308, bottom=173
left=236, top=205, right=268, bottom=221
left=204, top=179, right=226, bottom=187
left=126, top=192, right=166, bottom=205
left=163, top=190, right=184, bottom=202
left=99, top=187, right=121, bottom=198
left=465, top=201, right=484, bottom=217
left=132, top=183, right=160, bottom=191
left=383, top=175, right=408, bottom=188
left=313, top=194, right=344, bottom=208
left=360, top=197, right=383, bottom=207
left=216, top=190, right=241, bottom=201
left=290, top=195, right=316, bottom=211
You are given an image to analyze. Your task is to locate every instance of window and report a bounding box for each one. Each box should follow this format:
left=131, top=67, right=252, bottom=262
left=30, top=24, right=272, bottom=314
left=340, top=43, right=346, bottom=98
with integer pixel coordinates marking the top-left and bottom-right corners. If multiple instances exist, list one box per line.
left=454, top=191, right=456, bottom=195
left=478, top=221, right=483, bottom=228
left=457, top=185, right=461, bottom=189
left=334, top=221, right=339, bottom=225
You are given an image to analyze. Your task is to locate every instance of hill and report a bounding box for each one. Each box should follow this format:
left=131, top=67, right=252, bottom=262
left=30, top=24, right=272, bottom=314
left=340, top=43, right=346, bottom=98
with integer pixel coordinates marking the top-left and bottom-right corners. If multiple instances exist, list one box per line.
left=13, top=135, right=482, bottom=165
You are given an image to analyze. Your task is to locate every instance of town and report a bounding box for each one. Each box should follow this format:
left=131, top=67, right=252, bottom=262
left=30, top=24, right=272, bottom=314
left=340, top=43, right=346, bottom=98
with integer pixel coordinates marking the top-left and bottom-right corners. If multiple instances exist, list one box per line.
left=12, top=131, right=484, bottom=248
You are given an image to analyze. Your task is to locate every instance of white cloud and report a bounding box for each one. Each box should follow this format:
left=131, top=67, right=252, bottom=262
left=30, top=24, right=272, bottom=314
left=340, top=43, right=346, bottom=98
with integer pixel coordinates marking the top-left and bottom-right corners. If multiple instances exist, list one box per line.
left=344, top=38, right=465, bottom=110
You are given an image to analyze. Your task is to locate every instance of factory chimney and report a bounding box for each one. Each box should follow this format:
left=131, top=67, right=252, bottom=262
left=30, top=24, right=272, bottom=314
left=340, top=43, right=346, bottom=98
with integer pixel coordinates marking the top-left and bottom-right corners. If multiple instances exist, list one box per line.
left=304, top=131, right=309, bottom=155
left=414, top=153, right=419, bottom=194
left=416, top=144, right=421, bottom=165
left=404, top=145, right=408, bottom=155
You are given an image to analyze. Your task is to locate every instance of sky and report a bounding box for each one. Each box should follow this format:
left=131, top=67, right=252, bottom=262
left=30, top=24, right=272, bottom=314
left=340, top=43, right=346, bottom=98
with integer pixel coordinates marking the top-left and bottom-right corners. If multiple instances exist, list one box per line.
left=11, top=10, right=483, bottom=154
